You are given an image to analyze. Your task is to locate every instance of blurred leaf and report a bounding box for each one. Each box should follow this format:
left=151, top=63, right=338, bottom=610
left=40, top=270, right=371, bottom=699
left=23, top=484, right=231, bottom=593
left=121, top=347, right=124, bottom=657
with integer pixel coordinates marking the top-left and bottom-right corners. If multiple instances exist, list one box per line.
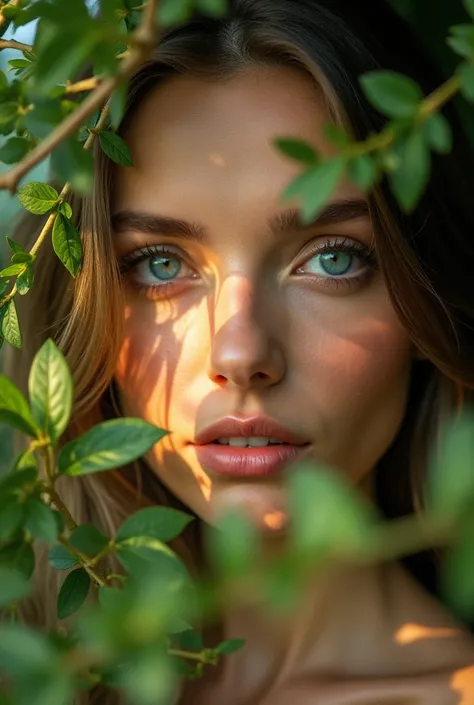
left=50, top=138, right=93, bottom=194
left=58, top=418, right=168, bottom=476
left=33, top=25, right=96, bottom=95
left=171, top=629, right=202, bottom=651
left=0, top=566, right=31, bottom=607
left=24, top=498, right=59, bottom=543
left=282, top=158, right=345, bottom=224
left=49, top=544, right=79, bottom=571
left=0, top=623, right=54, bottom=678
left=16, top=265, right=35, bottom=296
left=442, top=517, right=474, bottom=619
left=117, top=507, right=193, bottom=544
left=68, top=524, right=109, bottom=557
left=0, top=136, right=30, bottom=164
left=273, top=137, right=319, bottom=166
left=447, top=26, right=474, bottom=59
left=459, top=62, right=474, bottom=101
left=14, top=449, right=38, bottom=472
left=0, top=501, right=24, bottom=542
left=24, top=99, right=64, bottom=139
left=109, top=82, right=128, bottom=130
left=0, top=373, right=38, bottom=436
left=0, top=299, right=22, bottom=348
left=424, top=112, right=452, bottom=154
left=196, top=0, right=228, bottom=16
left=157, top=0, right=193, bottom=26
left=215, top=638, right=245, bottom=654
left=18, top=182, right=59, bottom=215
left=347, top=154, right=378, bottom=191
left=208, top=509, right=258, bottom=578
left=52, top=213, right=83, bottom=277
left=14, top=669, right=73, bottom=705
left=389, top=130, right=430, bottom=212
left=0, top=541, right=35, bottom=579
left=323, top=123, right=351, bottom=148
left=428, top=408, right=474, bottom=519
left=99, top=130, right=134, bottom=166
left=360, top=70, right=422, bottom=118
left=57, top=567, right=90, bottom=619
left=29, top=338, right=74, bottom=445
left=116, top=645, right=176, bottom=705
left=464, top=0, right=474, bottom=19
left=0, top=102, right=18, bottom=127
left=116, top=538, right=190, bottom=584
left=0, top=71, right=7, bottom=91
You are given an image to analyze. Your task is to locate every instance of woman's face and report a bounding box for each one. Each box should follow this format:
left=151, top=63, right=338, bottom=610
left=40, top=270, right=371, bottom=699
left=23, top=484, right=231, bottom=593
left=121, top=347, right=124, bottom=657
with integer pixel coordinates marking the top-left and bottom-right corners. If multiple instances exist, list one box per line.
left=112, top=65, right=414, bottom=534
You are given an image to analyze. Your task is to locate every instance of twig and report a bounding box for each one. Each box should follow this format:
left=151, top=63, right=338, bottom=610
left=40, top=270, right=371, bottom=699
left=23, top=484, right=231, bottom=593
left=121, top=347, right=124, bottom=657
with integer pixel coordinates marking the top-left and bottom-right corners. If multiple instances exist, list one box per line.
left=0, top=38, right=32, bottom=52
left=65, top=77, right=101, bottom=94
left=0, top=0, right=160, bottom=193
left=0, top=0, right=21, bottom=30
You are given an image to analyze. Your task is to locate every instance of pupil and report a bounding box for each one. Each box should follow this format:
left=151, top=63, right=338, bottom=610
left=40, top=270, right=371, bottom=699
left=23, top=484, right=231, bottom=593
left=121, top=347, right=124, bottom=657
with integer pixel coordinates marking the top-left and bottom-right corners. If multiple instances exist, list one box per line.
left=320, top=252, right=351, bottom=275
left=150, top=255, right=181, bottom=281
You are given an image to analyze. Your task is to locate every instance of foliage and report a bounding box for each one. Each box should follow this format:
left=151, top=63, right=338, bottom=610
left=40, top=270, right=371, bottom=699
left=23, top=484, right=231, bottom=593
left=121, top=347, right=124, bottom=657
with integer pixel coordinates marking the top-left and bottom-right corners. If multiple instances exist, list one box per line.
left=0, top=0, right=473, bottom=703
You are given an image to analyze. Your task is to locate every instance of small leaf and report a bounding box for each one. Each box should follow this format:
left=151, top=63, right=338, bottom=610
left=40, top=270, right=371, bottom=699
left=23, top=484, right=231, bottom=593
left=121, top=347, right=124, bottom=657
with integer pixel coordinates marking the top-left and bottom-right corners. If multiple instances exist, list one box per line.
left=442, top=517, right=474, bottom=619
left=196, top=0, right=228, bottom=16
left=50, top=138, right=93, bottom=194
left=0, top=102, right=18, bottom=127
left=0, top=566, right=31, bottom=607
left=282, top=158, right=345, bottom=224
left=10, top=252, right=33, bottom=265
left=52, top=213, right=83, bottom=277
left=117, top=506, right=193, bottom=544
left=172, top=629, right=203, bottom=651
left=24, top=498, right=59, bottom=544
left=0, top=263, right=24, bottom=276
left=157, top=0, right=194, bottom=26
left=49, top=544, right=79, bottom=571
left=459, top=62, right=474, bottom=102
left=447, top=35, right=474, bottom=59
left=29, top=338, right=74, bottom=445
left=109, top=82, right=128, bottom=129
left=18, top=182, right=59, bottom=215
left=68, top=524, right=109, bottom=557
left=57, top=568, right=90, bottom=619
left=360, top=70, right=423, bottom=118
left=215, top=638, right=246, bottom=655
left=0, top=136, right=30, bottom=164
left=58, top=201, right=72, bottom=219
left=58, top=418, right=168, bottom=476
left=273, top=137, right=319, bottom=166
left=6, top=237, right=25, bottom=255
left=0, top=373, right=37, bottom=436
left=14, top=449, right=38, bottom=472
left=16, top=265, right=34, bottom=295
left=388, top=131, right=430, bottom=212
left=347, top=154, right=378, bottom=191
left=208, top=510, right=258, bottom=578
left=0, top=502, right=24, bottom=542
left=99, top=131, right=134, bottom=166
left=424, top=113, right=452, bottom=154
left=8, top=59, right=30, bottom=69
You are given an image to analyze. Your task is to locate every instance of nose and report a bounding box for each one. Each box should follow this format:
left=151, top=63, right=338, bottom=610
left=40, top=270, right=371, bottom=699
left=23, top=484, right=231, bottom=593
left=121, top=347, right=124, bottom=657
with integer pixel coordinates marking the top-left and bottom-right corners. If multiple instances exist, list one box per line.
left=208, top=275, right=285, bottom=390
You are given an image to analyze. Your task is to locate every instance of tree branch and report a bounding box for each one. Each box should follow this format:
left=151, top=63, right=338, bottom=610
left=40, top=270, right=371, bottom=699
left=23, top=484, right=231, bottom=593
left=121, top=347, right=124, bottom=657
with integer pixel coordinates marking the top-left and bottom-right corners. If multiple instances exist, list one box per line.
left=65, top=77, right=101, bottom=94
left=0, top=38, right=32, bottom=52
left=0, top=0, right=160, bottom=193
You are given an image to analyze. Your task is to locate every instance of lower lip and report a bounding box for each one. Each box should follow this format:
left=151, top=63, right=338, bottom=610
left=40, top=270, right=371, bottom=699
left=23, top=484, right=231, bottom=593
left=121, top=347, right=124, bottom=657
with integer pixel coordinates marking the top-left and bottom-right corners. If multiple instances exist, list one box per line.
left=193, top=443, right=310, bottom=478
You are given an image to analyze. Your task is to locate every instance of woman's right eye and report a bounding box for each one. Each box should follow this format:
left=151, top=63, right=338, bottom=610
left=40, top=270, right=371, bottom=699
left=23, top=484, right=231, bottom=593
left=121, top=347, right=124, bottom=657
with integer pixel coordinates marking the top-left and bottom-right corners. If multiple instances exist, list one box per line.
left=119, top=245, right=199, bottom=299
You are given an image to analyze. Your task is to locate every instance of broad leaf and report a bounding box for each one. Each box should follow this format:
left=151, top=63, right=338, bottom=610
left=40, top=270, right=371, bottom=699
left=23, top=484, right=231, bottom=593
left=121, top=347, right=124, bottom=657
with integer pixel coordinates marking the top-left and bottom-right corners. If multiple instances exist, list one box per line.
left=282, top=158, right=345, bottom=224
left=0, top=374, right=38, bottom=437
left=29, top=338, right=74, bottom=445
left=360, top=70, right=422, bottom=118
left=18, top=182, right=59, bottom=215
left=57, top=568, right=90, bottom=619
left=48, top=544, right=79, bottom=571
left=1, top=299, right=22, bottom=348
left=58, top=418, right=168, bottom=476
left=52, top=213, right=82, bottom=277
left=99, top=131, right=134, bottom=167
left=0, top=136, right=30, bottom=164
left=68, top=524, right=109, bottom=557
left=273, top=137, right=319, bottom=166
left=117, top=506, right=193, bottom=544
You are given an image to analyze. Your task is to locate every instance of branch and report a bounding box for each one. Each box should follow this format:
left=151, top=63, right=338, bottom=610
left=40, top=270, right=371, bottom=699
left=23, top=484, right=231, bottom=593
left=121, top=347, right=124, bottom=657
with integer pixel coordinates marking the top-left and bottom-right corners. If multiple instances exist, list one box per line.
left=64, top=77, right=101, bottom=94
left=0, top=38, right=32, bottom=52
left=0, top=0, right=21, bottom=30
left=0, top=0, right=160, bottom=193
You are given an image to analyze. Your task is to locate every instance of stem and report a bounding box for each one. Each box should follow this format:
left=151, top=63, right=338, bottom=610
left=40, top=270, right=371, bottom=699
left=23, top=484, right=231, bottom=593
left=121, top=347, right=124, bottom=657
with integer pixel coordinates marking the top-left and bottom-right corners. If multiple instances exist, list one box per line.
left=65, top=77, right=101, bottom=95
left=0, top=38, right=32, bottom=52
left=168, top=649, right=208, bottom=663
left=0, top=0, right=160, bottom=193
left=58, top=536, right=108, bottom=588
left=0, top=0, right=21, bottom=30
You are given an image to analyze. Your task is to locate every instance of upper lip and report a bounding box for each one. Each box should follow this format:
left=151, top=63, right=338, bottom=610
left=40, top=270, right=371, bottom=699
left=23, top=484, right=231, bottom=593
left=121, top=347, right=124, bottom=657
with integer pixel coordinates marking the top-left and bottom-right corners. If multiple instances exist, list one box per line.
left=194, top=415, right=310, bottom=446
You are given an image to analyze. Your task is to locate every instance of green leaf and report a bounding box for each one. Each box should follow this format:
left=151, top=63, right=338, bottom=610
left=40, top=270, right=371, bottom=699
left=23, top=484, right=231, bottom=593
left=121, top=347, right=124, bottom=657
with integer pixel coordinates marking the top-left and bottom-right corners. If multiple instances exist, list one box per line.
left=0, top=623, right=54, bottom=678
left=347, top=154, right=378, bottom=191
left=116, top=538, right=190, bottom=583
left=117, top=506, right=193, bottom=544
left=50, top=138, right=93, bottom=194
left=99, top=131, right=134, bottom=166
left=288, top=462, right=376, bottom=557
left=463, top=0, right=474, bottom=19
left=68, top=524, right=109, bottom=557
left=6, top=237, right=25, bottom=255
left=57, top=568, right=90, bottom=619
left=58, top=201, right=72, bottom=219
left=109, top=82, right=128, bottom=130
left=8, top=59, right=30, bottom=70
left=48, top=544, right=79, bottom=571
left=388, top=131, right=430, bottom=212
left=209, top=510, right=258, bottom=578
left=360, top=70, right=422, bottom=118
left=18, top=182, right=59, bottom=215
left=0, top=541, right=35, bottom=580
left=442, top=517, right=474, bottom=619
left=24, top=99, right=64, bottom=140
left=282, top=158, right=345, bottom=224
left=0, top=136, right=30, bottom=164
left=16, top=265, right=35, bottom=296
left=273, top=137, right=319, bottom=166
left=215, top=638, right=246, bottom=655
left=24, top=498, right=59, bottom=543
left=0, top=373, right=38, bottom=437
left=0, top=501, right=24, bottom=542
left=196, top=0, right=228, bottom=16
left=323, top=123, right=350, bottom=148
left=0, top=566, right=31, bottom=607
left=58, top=418, right=168, bottom=476
left=0, top=263, right=25, bottom=276
left=447, top=35, right=474, bottom=59
left=29, top=338, right=74, bottom=445
left=459, top=62, right=474, bottom=102
left=33, top=26, right=96, bottom=95
left=116, top=644, right=175, bottom=705
left=11, top=252, right=34, bottom=265
left=14, top=669, right=73, bottom=705
left=0, top=102, right=18, bottom=127
left=52, top=213, right=83, bottom=278
left=172, top=629, right=202, bottom=651
left=14, top=449, right=38, bottom=472
left=157, top=0, right=194, bottom=26
left=0, top=71, right=7, bottom=91
left=424, top=113, right=452, bottom=154
left=427, top=409, right=474, bottom=519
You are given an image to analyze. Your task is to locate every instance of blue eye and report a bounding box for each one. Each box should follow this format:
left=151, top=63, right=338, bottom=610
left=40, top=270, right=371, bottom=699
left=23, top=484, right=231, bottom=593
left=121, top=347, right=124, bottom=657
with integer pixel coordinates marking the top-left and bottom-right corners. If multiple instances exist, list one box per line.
left=298, top=241, right=377, bottom=282
left=313, top=251, right=352, bottom=276
left=149, top=254, right=182, bottom=281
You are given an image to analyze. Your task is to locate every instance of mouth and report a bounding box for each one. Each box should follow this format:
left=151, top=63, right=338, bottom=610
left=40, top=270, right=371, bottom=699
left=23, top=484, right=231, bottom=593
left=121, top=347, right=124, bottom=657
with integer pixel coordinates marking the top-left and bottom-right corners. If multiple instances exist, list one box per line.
left=192, top=416, right=311, bottom=478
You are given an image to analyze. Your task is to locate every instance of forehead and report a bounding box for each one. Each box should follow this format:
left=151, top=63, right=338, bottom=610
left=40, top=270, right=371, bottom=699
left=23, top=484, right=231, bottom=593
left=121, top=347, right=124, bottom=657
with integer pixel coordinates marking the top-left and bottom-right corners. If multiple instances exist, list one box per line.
left=112, top=64, right=361, bottom=211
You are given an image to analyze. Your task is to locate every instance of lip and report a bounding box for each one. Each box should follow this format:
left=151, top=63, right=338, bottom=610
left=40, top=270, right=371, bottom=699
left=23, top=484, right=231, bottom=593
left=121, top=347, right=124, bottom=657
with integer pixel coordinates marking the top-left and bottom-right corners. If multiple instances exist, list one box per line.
left=192, top=415, right=311, bottom=478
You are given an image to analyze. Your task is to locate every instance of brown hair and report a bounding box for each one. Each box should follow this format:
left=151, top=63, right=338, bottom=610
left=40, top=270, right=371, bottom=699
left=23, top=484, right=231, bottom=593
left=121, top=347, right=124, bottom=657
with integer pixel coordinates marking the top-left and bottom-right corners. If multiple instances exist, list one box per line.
left=4, top=0, right=474, bottom=701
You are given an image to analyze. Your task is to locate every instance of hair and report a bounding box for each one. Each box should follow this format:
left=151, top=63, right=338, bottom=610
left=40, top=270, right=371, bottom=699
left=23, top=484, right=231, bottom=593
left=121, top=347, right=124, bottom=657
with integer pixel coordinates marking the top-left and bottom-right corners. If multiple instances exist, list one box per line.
left=3, top=0, right=474, bottom=702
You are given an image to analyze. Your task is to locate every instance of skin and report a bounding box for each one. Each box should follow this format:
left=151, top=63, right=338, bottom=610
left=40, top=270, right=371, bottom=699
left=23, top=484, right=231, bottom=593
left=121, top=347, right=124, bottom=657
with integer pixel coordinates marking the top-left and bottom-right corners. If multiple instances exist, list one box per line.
left=111, top=65, right=474, bottom=702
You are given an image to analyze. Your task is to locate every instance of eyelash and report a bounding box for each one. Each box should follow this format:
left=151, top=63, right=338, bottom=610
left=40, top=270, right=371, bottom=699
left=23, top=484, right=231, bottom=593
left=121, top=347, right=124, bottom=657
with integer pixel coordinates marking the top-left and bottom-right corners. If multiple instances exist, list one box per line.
left=118, top=238, right=379, bottom=300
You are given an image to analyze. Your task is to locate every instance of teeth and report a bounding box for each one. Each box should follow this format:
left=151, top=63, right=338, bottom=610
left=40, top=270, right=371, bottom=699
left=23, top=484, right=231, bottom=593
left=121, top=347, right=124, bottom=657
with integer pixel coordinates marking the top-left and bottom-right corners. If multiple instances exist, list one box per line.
left=228, top=437, right=249, bottom=447
left=216, top=437, right=285, bottom=447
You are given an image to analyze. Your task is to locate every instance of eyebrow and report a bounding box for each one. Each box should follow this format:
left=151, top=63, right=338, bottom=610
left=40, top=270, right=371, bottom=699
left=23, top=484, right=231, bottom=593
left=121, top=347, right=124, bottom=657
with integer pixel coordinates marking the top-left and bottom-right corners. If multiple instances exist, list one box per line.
left=111, top=198, right=370, bottom=242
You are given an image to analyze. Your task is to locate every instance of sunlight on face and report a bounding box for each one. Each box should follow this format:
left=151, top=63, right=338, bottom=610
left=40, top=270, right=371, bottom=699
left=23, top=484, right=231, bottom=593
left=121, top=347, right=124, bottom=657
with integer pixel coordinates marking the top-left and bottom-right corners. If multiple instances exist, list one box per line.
left=111, top=65, right=414, bottom=535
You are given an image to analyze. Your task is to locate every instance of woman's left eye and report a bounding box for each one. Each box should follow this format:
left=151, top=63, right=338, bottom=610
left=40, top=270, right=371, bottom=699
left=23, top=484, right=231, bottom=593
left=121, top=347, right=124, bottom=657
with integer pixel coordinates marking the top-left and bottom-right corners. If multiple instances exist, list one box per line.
left=294, top=239, right=378, bottom=287
left=119, top=244, right=197, bottom=298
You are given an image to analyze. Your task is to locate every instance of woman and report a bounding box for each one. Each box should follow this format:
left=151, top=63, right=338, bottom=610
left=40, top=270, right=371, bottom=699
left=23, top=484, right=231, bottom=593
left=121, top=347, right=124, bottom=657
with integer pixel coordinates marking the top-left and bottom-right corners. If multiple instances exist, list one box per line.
left=6, top=0, right=474, bottom=702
